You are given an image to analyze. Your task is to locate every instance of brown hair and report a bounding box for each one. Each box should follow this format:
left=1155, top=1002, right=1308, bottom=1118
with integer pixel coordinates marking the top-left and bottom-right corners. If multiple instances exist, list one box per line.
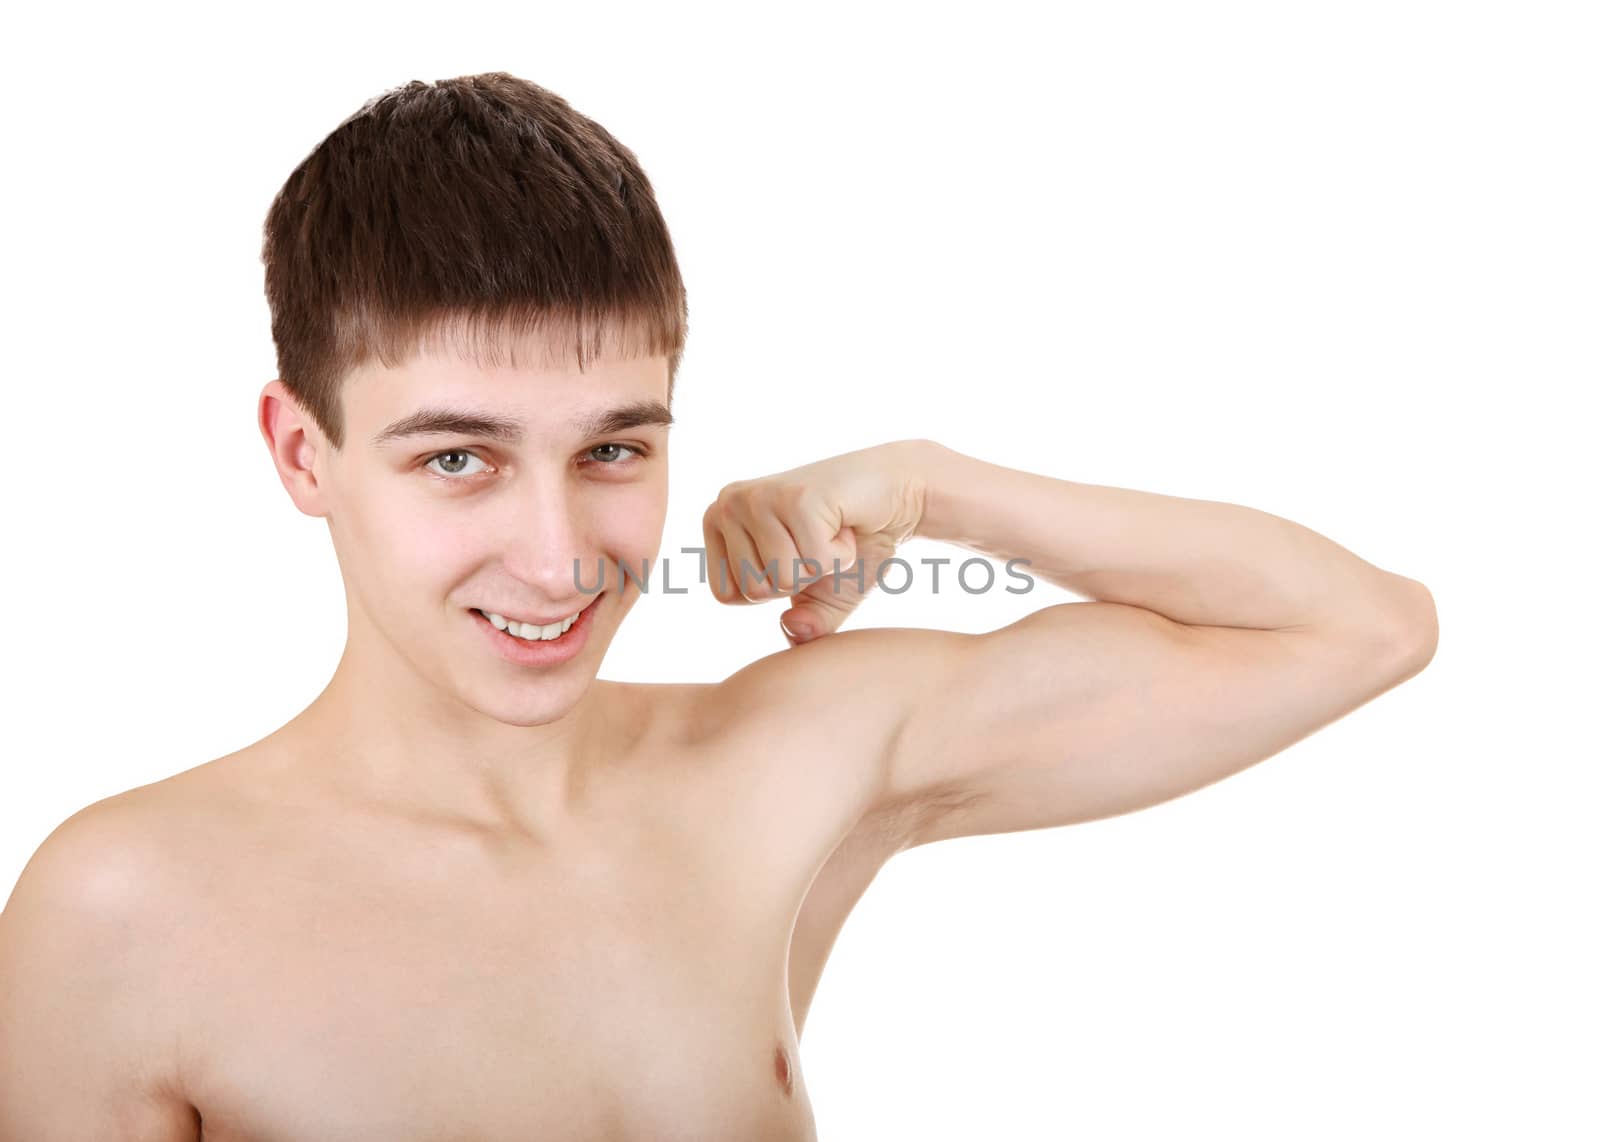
left=261, top=72, right=688, bottom=450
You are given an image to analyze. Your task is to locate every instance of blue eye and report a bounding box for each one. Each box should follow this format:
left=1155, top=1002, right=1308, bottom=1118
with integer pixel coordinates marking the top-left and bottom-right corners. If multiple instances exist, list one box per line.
left=424, top=450, right=489, bottom=478
left=587, top=442, right=643, bottom=465
left=421, top=442, right=646, bottom=482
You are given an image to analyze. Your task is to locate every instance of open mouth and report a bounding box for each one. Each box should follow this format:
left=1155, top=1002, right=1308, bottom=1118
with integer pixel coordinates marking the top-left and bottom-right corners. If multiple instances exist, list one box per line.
left=470, top=592, right=601, bottom=646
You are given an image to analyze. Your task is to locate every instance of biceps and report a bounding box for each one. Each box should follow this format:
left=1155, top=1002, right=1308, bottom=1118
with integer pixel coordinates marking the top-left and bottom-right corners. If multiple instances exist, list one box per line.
left=889, top=601, right=1419, bottom=843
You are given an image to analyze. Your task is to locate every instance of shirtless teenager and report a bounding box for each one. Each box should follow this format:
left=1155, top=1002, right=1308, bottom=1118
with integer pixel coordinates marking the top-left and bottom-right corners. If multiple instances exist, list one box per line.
left=0, top=72, right=1439, bottom=1142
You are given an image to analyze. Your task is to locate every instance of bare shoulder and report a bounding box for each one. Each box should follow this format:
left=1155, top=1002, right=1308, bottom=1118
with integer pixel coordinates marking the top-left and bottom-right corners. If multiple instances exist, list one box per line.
left=0, top=777, right=211, bottom=1139
left=678, top=625, right=977, bottom=834
left=2, top=775, right=208, bottom=924
left=685, top=625, right=964, bottom=739
left=0, top=754, right=255, bottom=957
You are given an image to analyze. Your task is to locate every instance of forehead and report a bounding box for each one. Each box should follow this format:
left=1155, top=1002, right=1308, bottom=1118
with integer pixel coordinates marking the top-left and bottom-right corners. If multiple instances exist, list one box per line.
left=343, top=333, right=670, bottom=434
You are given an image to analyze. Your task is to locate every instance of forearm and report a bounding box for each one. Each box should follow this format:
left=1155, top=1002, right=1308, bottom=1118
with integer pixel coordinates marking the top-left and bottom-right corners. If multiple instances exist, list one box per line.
left=911, top=440, right=1433, bottom=638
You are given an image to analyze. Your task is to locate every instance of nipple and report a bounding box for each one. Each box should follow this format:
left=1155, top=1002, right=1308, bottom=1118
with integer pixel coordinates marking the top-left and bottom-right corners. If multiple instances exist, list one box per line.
left=773, top=1044, right=794, bottom=1098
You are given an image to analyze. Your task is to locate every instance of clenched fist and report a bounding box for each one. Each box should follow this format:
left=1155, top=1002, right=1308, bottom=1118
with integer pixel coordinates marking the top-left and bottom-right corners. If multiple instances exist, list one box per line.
left=701, top=438, right=935, bottom=645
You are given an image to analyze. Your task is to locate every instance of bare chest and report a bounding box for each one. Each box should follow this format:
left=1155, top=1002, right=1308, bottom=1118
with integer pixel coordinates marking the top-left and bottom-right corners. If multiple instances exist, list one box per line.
left=178, top=824, right=816, bottom=1142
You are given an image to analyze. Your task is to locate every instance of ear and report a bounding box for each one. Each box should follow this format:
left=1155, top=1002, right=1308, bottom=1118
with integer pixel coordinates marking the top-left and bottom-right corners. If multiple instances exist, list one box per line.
left=258, top=379, right=331, bottom=518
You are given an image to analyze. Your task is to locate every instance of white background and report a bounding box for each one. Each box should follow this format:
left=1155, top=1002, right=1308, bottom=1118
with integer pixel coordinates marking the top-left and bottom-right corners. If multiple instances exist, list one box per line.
left=2, top=2, right=1594, bottom=1138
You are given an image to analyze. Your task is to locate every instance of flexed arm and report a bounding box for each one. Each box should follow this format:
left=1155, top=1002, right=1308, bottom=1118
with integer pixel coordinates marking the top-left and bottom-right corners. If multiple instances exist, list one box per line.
left=701, top=438, right=1437, bottom=844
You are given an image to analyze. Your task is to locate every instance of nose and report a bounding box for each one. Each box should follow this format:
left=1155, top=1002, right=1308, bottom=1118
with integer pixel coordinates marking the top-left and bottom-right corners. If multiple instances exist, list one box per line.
left=500, top=472, right=595, bottom=600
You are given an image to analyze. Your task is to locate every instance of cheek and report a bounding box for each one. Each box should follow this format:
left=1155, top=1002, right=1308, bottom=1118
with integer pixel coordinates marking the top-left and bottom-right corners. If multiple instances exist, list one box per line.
left=589, top=484, right=668, bottom=554
left=351, top=493, right=483, bottom=592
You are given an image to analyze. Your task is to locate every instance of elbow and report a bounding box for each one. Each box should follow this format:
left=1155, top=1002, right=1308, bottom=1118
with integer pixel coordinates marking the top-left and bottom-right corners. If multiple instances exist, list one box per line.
left=1383, top=575, right=1439, bottom=677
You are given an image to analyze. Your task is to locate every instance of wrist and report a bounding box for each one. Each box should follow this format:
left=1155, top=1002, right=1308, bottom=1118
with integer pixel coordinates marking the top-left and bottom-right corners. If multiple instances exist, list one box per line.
left=903, top=439, right=977, bottom=544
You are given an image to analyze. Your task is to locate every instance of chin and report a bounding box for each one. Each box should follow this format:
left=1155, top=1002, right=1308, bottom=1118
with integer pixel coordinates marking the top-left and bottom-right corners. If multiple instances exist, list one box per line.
left=478, top=675, right=594, bottom=727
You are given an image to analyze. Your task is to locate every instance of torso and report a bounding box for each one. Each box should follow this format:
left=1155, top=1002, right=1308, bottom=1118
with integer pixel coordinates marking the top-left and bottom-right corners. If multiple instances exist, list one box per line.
left=122, top=677, right=916, bottom=1142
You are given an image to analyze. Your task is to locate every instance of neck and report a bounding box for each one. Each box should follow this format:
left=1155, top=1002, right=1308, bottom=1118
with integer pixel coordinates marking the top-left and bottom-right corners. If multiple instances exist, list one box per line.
left=285, top=620, right=622, bottom=841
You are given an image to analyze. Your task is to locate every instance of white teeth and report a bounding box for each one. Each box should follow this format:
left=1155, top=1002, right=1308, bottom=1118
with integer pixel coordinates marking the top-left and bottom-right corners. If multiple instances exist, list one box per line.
left=483, top=609, right=580, bottom=641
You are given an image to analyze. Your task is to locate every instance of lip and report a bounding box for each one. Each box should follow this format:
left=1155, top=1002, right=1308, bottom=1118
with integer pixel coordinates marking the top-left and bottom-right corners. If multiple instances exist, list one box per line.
left=471, top=592, right=601, bottom=667
left=477, top=594, right=599, bottom=629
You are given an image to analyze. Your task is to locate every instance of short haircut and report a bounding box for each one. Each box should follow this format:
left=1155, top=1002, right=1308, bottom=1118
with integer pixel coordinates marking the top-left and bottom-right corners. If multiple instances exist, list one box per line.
left=261, top=71, right=689, bottom=450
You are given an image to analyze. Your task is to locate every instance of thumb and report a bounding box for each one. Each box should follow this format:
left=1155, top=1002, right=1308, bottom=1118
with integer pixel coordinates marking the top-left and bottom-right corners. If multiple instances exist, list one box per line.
left=781, top=529, right=893, bottom=643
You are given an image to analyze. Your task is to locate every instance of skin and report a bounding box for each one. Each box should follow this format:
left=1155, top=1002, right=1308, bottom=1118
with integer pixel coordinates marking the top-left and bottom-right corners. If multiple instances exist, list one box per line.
left=0, top=333, right=1438, bottom=1141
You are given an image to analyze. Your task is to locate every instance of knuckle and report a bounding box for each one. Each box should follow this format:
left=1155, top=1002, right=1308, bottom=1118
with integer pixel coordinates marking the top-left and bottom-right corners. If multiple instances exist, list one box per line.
left=774, top=483, right=808, bottom=514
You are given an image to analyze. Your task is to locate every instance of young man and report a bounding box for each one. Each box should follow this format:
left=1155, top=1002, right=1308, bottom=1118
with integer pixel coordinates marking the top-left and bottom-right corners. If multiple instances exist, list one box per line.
left=0, top=72, right=1438, bottom=1142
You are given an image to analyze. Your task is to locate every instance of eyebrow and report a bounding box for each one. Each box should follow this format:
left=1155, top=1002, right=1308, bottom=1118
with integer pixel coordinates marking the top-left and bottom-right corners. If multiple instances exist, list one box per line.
left=371, top=399, right=675, bottom=447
